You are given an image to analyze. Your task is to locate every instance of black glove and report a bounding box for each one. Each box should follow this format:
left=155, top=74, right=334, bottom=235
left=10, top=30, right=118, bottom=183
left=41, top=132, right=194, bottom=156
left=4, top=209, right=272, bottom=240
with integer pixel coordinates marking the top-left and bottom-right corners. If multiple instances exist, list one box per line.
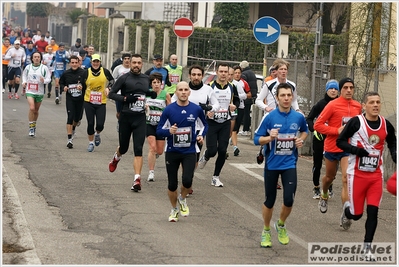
left=256, top=146, right=264, bottom=164
left=126, top=94, right=139, bottom=103
left=199, top=103, right=212, bottom=112
left=351, top=147, right=369, bottom=157
left=146, top=90, right=157, bottom=99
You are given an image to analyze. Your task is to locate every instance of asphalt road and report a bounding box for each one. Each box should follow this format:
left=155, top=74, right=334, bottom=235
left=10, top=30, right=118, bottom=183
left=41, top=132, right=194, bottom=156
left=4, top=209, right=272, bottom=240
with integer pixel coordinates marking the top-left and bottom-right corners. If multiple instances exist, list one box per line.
left=2, top=93, right=397, bottom=265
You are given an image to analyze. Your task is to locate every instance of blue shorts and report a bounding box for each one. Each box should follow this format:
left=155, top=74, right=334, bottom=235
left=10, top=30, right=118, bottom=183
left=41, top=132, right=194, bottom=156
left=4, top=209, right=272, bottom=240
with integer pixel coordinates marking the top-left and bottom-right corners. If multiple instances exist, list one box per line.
left=54, top=70, right=64, bottom=79
left=324, top=151, right=349, bottom=162
left=7, top=67, right=21, bottom=80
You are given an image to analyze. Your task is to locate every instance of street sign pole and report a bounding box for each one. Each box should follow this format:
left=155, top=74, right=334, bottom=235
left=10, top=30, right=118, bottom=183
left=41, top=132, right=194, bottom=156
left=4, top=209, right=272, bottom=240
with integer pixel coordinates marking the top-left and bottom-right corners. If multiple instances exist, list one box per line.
left=173, top=17, right=194, bottom=67
left=253, top=16, right=281, bottom=83
left=263, top=45, right=268, bottom=80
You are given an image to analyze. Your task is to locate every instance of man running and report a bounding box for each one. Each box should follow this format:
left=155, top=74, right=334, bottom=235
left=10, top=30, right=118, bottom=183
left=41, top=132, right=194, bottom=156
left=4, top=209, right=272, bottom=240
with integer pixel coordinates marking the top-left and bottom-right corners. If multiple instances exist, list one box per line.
left=314, top=77, right=362, bottom=230
left=156, top=81, right=208, bottom=222
left=144, top=54, right=172, bottom=90
left=336, top=91, right=396, bottom=260
left=254, top=82, right=308, bottom=247
left=108, top=54, right=157, bottom=192
left=21, top=51, right=51, bottom=136
left=4, top=39, right=25, bottom=99
left=59, top=55, right=87, bottom=149
left=198, top=63, right=239, bottom=187
left=164, top=54, right=182, bottom=97
left=53, top=43, right=70, bottom=104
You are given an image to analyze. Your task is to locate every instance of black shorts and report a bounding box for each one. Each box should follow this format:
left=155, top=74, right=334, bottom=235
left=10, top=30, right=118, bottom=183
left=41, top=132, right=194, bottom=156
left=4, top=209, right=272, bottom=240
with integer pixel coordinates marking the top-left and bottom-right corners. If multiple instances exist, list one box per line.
left=146, top=124, right=165, bottom=140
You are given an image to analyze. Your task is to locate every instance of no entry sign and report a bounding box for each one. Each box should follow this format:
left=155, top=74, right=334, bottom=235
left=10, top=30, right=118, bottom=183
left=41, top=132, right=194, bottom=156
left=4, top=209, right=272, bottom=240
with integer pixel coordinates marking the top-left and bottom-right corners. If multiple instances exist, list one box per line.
left=173, top=17, right=194, bottom=38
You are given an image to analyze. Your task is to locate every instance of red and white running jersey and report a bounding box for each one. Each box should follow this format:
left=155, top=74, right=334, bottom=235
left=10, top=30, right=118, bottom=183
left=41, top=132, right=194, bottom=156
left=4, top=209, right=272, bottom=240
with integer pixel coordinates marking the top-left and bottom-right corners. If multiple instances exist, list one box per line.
left=347, top=114, right=387, bottom=178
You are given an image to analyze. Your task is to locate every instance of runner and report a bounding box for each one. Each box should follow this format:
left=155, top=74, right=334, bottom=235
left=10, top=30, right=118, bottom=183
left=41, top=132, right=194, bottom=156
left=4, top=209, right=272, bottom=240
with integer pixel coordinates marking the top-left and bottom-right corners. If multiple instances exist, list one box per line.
left=254, top=82, right=308, bottom=247
left=336, top=91, right=396, bottom=260
left=156, top=81, right=208, bottom=222
left=145, top=72, right=171, bottom=181
left=4, top=39, right=25, bottom=99
left=314, top=77, right=362, bottom=231
left=53, top=43, right=70, bottom=104
left=108, top=53, right=157, bottom=192
left=59, top=55, right=86, bottom=149
left=198, top=63, right=240, bottom=187
left=21, top=51, right=51, bottom=136
left=81, top=54, right=114, bottom=152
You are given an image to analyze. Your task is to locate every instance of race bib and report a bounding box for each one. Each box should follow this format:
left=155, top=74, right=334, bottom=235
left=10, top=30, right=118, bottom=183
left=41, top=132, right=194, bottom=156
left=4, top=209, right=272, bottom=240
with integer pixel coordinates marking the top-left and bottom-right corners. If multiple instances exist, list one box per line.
left=27, top=82, right=39, bottom=92
left=274, top=133, right=295, bottom=155
left=129, top=94, right=146, bottom=112
left=13, top=59, right=20, bottom=65
left=89, top=91, right=102, bottom=104
left=147, top=110, right=162, bottom=126
left=173, top=127, right=192, bottom=148
left=56, top=62, right=64, bottom=70
left=358, top=149, right=380, bottom=172
left=68, top=84, right=82, bottom=97
left=170, top=74, right=180, bottom=84
left=214, top=108, right=229, bottom=123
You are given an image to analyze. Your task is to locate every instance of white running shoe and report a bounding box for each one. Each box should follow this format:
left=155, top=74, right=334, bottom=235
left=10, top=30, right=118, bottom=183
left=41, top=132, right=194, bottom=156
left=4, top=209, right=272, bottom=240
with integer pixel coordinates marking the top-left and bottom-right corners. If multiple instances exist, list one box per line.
left=148, top=171, right=155, bottom=182
left=198, top=153, right=208, bottom=169
left=211, top=176, right=224, bottom=187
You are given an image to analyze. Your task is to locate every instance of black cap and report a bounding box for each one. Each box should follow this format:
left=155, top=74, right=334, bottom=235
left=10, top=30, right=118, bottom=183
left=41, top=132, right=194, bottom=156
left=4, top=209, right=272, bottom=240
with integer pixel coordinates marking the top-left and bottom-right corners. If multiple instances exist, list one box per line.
left=339, top=77, right=354, bottom=90
left=76, top=38, right=81, bottom=43
left=153, top=54, right=163, bottom=60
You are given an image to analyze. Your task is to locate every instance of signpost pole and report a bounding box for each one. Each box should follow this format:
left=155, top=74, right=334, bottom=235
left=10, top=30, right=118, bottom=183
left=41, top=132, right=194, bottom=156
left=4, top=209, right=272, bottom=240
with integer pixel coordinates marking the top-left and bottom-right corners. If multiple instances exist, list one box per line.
left=180, top=37, right=184, bottom=66
left=263, top=45, right=268, bottom=80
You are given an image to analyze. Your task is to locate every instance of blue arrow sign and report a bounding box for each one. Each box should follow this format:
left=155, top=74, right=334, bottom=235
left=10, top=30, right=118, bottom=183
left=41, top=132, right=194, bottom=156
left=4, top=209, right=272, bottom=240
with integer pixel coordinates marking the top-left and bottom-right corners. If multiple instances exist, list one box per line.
left=253, top=16, right=281, bottom=45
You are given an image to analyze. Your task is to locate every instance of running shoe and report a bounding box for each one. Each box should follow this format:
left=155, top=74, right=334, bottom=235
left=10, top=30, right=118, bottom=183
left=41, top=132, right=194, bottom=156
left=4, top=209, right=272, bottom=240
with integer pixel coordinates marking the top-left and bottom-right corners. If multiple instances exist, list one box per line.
left=109, top=154, right=120, bottom=172
left=198, top=153, right=208, bottom=169
left=14, top=93, right=19, bottom=99
left=178, top=195, right=189, bottom=217
left=72, top=130, right=76, bottom=139
left=340, top=203, right=352, bottom=230
left=211, top=176, right=224, bottom=187
left=168, top=208, right=179, bottom=222
left=87, top=143, right=95, bottom=152
left=148, top=171, right=155, bottom=182
left=28, top=128, right=35, bottom=137
left=47, top=92, right=51, bottom=98
left=67, top=140, right=73, bottom=149
left=318, top=195, right=328, bottom=213
left=313, top=186, right=321, bottom=199
left=261, top=230, right=272, bottom=248
left=233, top=146, right=240, bottom=156
left=361, top=246, right=376, bottom=262
left=55, top=97, right=59, bottom=104
left=131, top=177, right=141, bottom=192
left=275, top=222, right=289, bottom=245
left=94, top=133, right=101, bottom=146
left=8, top=92, right=12, bottom=99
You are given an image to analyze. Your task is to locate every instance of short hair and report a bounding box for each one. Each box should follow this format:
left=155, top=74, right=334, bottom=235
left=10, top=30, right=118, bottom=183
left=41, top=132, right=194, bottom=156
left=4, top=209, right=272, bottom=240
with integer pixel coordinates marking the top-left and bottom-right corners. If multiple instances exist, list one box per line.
left=149, top=73, right=163, bottom=84
left=363, top=91, right=380, bottom=103
left=51, top=37, right=56, bottom=41
left=273, top=58, right=290, bottom=70
left=70, top=55, right=80, bottom=62
left=216, top=63, right=229, bottom=71
left=276, top=82, right=293, bottom=96
left=232, top=65, right=242, bottom=72
left=31, top=51, right=43, bottom=62
left=131, top=53, right=142, bottom=59
left=122, top=53, right=131, bottom=59
left=83, top=45, right=89, bottom=49
left=188, top=64, right=204, bottom=75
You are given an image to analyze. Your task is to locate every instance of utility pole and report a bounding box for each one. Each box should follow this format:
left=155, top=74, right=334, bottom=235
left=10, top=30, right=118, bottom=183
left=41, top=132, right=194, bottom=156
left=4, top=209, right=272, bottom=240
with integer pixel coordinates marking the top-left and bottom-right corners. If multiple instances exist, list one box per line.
left=311, top=3, right=323, bottom=106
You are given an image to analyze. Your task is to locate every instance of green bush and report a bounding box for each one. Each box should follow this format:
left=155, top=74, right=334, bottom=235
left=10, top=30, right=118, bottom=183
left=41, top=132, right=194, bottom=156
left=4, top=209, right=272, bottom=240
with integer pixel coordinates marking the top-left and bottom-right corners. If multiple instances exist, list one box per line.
left=87, top=17, right=109, bottom=53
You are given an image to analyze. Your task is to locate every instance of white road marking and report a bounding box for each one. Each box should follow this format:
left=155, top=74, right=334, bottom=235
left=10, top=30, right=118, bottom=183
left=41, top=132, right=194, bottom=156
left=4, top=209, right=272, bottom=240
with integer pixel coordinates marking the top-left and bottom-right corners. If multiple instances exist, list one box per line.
left=229, top=163, right=264, bottom=181
left=226, top=163, right=309, bottom=250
